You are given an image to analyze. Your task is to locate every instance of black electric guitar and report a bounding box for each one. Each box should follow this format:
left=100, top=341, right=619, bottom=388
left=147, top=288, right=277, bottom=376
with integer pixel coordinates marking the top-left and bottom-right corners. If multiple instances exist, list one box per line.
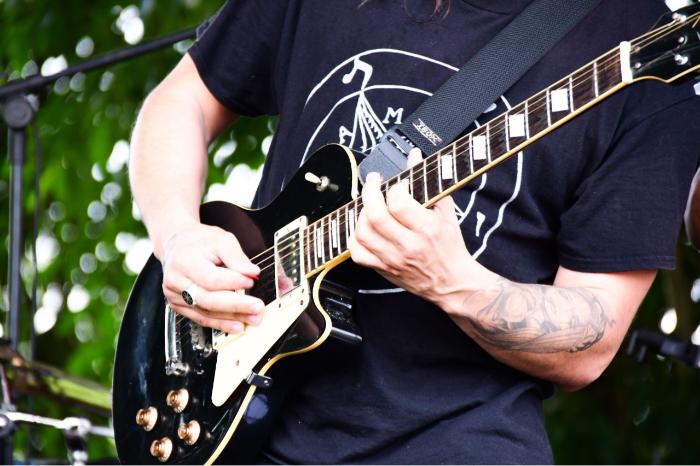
left=113, top=6, right=700, bottom=464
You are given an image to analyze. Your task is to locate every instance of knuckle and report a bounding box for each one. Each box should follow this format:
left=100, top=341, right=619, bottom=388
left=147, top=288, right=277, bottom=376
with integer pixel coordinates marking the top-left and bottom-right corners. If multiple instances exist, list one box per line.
left=199, top=274, right=217, bottom=290
left=403, top=246, right=421, bottom=261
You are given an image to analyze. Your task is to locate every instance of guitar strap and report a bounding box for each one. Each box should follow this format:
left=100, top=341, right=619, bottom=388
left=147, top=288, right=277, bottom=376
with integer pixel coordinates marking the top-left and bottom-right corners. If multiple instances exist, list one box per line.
left=358, top=0, right=604, bottom=183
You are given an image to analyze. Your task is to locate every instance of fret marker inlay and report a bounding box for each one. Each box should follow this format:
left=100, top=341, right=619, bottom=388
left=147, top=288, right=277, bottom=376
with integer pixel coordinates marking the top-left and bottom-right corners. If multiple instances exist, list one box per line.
left=331, top=219, right=338, bottom=249
left=473, top=135, right=487, bottom=160
left=550, top=88, right=570, bottom=112
left=348, top=208, right=356, bottom=237
left=440, top=155, right=453, bottom=180
left=508, top=114, right=526, bottom=138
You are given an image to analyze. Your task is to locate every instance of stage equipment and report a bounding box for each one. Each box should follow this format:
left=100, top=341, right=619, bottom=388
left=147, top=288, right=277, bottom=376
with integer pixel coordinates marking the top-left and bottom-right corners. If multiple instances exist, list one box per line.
left=0, top=26, right=197, bottom=464
left=627, top=328, right=700, bottom=370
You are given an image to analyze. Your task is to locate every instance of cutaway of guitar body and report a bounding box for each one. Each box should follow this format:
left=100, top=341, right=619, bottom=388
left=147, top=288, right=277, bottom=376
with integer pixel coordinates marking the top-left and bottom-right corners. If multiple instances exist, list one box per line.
left=112, top=144, right=363, bottom=464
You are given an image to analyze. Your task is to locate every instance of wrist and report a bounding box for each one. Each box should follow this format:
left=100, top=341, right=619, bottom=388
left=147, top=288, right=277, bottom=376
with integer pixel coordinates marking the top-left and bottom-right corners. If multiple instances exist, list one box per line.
left=437, top=260, right=502, bottom=317
left=149, top=214, right=200, bottom=261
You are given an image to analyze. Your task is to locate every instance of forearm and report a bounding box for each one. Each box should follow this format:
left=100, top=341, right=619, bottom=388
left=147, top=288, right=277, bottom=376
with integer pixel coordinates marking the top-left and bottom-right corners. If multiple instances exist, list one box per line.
left=129, top=55, right=236, bottom=260
left=684, top=167, right=700, bottom=249
left=130, top=87, right=208, bottom=259
left=440, top=269, right=651, bottom=391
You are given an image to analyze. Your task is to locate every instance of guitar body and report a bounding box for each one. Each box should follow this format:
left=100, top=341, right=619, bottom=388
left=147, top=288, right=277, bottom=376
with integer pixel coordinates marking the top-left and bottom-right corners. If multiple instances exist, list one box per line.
left=112, top=144, right=363, bottom=464
left=114, top=6, right=700, bottom=462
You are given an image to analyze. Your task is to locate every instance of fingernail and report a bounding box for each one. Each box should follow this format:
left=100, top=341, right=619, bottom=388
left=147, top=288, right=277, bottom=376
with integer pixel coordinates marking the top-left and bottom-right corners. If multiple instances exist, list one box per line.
left=228, top=322, right=244, bottom=334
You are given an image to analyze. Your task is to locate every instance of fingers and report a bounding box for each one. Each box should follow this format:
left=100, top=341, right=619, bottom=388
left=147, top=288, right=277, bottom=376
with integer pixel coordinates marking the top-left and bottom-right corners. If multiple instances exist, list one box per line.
left=168, top=302, right=247, bottom=334
left=160, top=223, right=265, bottom=333
left=407, top=147, right=423, bottom=168
left=361, top=172, right=409, bottom=241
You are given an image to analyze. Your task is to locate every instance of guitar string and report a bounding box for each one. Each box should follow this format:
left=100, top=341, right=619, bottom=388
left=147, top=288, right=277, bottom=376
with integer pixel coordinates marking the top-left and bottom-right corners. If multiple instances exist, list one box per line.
left=173, top=17, right=695, bottom=331
left=244, top=13, right=696, bottom=270
left=246, top=49, right=622, bottom=275
left=241, top=34, right=695, bottom=290
left=219, top=45, right=657, bottom=287
left=245, top=48, right=625, bottom=276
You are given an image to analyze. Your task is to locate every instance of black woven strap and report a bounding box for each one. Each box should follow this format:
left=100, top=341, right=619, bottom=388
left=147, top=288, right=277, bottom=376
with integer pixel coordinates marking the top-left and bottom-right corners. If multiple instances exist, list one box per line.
left=359, top=0, right=603, bottom=182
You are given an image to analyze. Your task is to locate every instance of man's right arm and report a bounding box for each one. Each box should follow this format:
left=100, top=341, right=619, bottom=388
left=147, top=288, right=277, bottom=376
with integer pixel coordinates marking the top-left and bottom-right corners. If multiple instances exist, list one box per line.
left=129, top=54, right=265, bottom=333
left=685, top=167, right=700, bottom=249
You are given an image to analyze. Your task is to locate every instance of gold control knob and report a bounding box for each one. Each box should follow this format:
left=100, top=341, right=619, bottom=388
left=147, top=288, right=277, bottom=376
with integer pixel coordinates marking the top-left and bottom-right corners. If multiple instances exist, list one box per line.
left=166, top=388, right=189, bottom=413
left=150, top=437, right=173, bottom=462
left=135, top=407, right=158, bottom=431
left=177, top=420, right=201, bottom=445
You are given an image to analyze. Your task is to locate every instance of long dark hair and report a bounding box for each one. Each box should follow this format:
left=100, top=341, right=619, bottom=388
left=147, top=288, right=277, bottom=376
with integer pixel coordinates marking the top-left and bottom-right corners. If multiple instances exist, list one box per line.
left=359, top=0, right=452, bottom=22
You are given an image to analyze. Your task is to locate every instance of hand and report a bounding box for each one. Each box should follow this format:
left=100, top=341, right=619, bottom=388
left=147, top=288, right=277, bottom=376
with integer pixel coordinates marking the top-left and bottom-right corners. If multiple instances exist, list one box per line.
left=349, top=148, right=496, bottom=311
left=160, top=222, right=265, bottom=333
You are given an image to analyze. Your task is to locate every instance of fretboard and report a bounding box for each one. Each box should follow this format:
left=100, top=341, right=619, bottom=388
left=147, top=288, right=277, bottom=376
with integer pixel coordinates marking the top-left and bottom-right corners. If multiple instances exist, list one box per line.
left=302, top=45, right=627, bottom=275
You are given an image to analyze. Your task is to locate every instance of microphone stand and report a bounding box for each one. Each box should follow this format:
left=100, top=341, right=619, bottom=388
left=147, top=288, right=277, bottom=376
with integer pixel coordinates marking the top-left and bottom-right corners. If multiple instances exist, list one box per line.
left=0, top=26, right=196, bottom=463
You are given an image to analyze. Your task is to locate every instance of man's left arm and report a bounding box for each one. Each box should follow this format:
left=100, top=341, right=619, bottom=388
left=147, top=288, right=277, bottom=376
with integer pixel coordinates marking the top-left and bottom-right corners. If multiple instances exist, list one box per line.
left=350, top=149, right=655, bottom=392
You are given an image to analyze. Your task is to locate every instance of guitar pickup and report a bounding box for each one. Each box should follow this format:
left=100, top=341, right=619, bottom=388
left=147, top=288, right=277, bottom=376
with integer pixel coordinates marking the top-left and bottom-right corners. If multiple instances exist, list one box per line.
left=274, top=217, right=308, bottom=301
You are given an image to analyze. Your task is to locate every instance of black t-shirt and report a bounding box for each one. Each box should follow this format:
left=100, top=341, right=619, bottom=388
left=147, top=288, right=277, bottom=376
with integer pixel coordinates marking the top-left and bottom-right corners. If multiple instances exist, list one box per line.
left=189, top=0, right=700, bottom=463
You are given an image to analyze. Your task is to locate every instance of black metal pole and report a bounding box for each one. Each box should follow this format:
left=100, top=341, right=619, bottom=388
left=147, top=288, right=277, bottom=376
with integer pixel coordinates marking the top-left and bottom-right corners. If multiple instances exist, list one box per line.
left=3, top=98, right=33, bottom=354
left=0, top=27, right=197, bottom=463
left=8, top=129, right=25, bottom=350
left=0, top=27, right=197, bottom=101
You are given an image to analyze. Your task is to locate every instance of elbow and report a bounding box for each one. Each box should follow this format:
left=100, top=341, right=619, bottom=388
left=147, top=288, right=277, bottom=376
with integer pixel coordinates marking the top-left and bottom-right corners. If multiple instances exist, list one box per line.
left=555, top=355, right=612, bottom=392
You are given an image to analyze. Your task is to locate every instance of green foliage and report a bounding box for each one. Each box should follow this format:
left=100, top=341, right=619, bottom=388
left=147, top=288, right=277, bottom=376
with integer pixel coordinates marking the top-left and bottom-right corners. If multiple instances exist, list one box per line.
left=1, top=0, right=699, bottom=464
left=0, top=0, right=271, bottom=461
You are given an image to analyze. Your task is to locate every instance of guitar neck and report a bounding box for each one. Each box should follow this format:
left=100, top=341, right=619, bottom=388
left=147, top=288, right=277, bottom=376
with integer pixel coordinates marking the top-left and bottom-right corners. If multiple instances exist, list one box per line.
left=300, top=43, right=633, bottom=275
left=301, top=43, right=632, bottom=275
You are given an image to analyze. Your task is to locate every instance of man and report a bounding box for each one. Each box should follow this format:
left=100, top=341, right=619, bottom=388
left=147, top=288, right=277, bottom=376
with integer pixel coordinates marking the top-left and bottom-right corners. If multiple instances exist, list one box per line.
left=129, top=0, right=700, bottom=462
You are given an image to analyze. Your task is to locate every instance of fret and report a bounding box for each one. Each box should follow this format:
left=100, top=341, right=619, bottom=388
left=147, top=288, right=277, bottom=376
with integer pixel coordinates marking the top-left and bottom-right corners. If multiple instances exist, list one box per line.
left=411, top=162, right=425, bottom=205
left=326, top=214, right=337, bottom=260
left=568, top=75, right=574, bottom=111
left=437, top=152, right=444, bottom=193
left=549, top=80, right=571, bottom=125
left=330, top=216, right=337, bottom=252
left=471, top=126, right=489, bottom=173
left=572, top=64, right=596, bottom=110
left=593, top=61, right=599, bottom=98
left=468, top=133, right=474, bottom=174
left=597, top=53, right=621, bottom=95
left=313, top=223, right=320, bottom=269
left=525, top=100, right=530, bottom=139
left=546, top=88, right=552, bottom=127
left=305, top=230, right=311, bottom=274
left=454, top=137, right=471, bottom=181
left=527, top=91, right=549, bottom=137
left=336, top=210, right=343, bottom=251
left=488, top=118, right=507, bottom=161
left=425, top=157, right=441, bottom=201
left=504, top=114, right=510, bottom=152
left=408, top=166, right=414, bottom=198
left=339, top=207, right=348, bottom=252
left=320, top=220, right=327, bottom=264
left=423, top=160, right=429, bottom=203
left=452, top=142, right=458, bottom=183
left=345, top=205, right=353, bottom=244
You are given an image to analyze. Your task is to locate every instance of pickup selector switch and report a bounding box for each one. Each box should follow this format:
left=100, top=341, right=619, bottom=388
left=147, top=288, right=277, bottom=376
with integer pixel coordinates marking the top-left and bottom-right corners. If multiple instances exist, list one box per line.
left=177, top=420, right=201, bottom=445
left=166, top=389, right=189, bottom=413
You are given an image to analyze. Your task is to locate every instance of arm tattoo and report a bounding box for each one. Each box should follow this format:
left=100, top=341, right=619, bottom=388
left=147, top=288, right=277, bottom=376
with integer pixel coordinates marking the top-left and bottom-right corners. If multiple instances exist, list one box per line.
left=462, top=278, right=614, bottom=354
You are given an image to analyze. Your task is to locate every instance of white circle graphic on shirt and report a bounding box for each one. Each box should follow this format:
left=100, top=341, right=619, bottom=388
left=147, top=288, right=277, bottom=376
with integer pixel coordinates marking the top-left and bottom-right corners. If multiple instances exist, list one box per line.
left=303, top=49, right=523, bottom=260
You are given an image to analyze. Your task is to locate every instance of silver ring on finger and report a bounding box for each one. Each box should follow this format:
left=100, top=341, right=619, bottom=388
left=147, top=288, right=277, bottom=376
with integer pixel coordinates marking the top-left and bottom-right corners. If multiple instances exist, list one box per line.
left=181, top=283, right=198, bottom=309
